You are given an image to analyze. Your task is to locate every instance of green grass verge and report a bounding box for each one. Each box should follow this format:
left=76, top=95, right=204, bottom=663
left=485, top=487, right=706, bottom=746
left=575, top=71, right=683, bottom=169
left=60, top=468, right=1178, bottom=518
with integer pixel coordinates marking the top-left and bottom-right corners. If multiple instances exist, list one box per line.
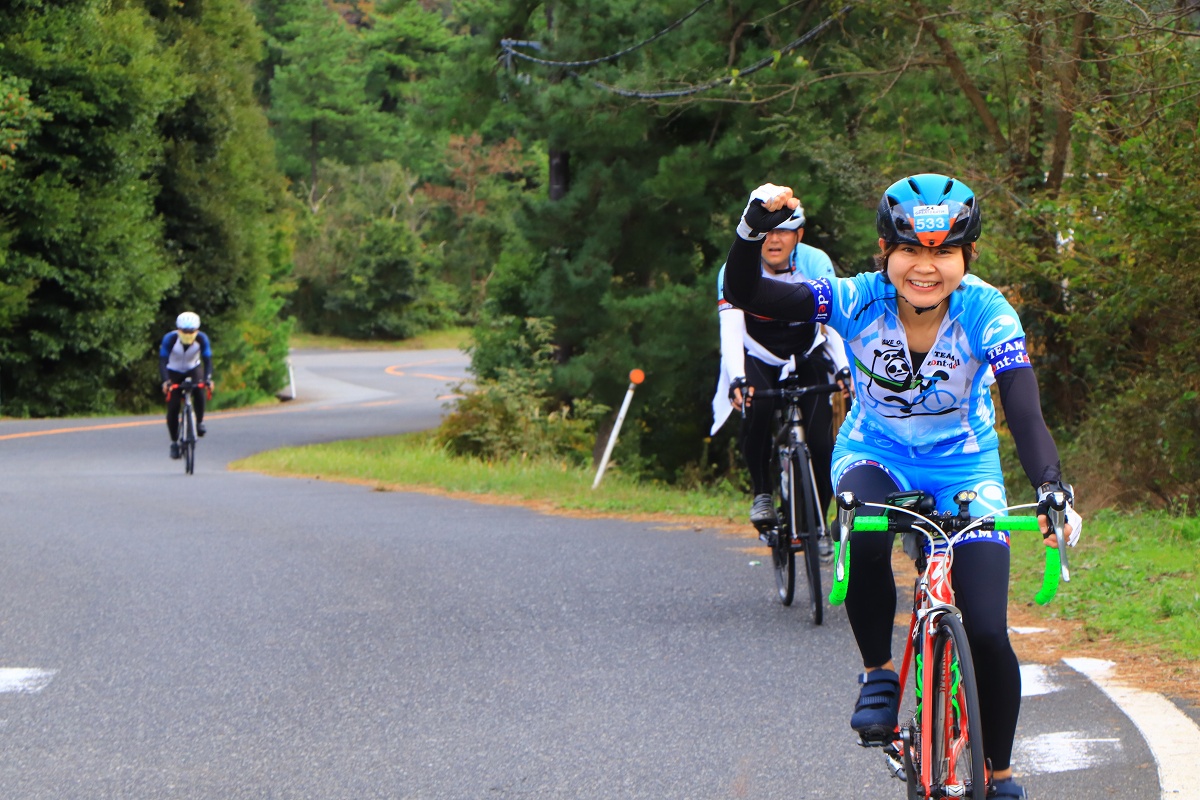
left=232, top=431, right=747, bottom=520
left=1011, top=509, right=1199, bottom=659
left=234, top=432, right=1200, bottom=661
left=289, top=327, right=471, bottom=352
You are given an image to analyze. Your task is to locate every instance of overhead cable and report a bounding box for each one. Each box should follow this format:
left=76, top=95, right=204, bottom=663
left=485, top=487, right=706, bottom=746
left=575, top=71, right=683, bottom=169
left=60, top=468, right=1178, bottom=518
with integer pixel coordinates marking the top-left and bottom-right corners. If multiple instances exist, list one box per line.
left=501, top=4, right=852, bottom=100
left=500, top=0, right=717, bottom=69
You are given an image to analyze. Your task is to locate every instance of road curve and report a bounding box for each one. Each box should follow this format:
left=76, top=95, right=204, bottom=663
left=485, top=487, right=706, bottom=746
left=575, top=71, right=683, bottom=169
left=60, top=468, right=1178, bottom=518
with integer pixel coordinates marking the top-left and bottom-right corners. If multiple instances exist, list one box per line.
left=0, top=349, right=1180, bottom=798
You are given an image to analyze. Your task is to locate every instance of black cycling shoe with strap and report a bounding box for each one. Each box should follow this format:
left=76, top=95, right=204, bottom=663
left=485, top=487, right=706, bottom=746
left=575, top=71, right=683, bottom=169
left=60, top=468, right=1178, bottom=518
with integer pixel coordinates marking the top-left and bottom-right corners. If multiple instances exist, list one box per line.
left=850, top=668, right=901, bottom=744
left=749, top=493, right=779, bottom=529
left=987, top=778, right=1028, bottom=799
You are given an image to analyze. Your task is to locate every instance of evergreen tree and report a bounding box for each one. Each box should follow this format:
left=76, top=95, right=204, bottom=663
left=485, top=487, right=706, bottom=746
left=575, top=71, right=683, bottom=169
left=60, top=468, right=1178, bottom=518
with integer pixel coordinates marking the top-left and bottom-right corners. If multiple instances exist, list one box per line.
left=0, top=0, right=178, bottom=414
left=137, top=0, right=293, bottom=409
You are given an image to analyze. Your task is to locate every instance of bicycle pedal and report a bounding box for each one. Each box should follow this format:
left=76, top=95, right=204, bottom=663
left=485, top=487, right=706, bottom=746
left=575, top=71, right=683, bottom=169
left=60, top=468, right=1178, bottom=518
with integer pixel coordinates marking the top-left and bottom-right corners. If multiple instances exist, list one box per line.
left=855, top=728, right=894, bottom=748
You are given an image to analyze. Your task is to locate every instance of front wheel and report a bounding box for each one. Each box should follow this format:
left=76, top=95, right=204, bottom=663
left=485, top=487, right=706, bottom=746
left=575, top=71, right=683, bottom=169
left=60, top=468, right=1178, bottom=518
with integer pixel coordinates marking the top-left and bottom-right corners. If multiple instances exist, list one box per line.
left=183, top=404, right=196, bottom=475
left=928, top=613, right=986, bottom=799
left=791, top=451, right=823, bottom=625
left=773, top=530, right=796, bottom=606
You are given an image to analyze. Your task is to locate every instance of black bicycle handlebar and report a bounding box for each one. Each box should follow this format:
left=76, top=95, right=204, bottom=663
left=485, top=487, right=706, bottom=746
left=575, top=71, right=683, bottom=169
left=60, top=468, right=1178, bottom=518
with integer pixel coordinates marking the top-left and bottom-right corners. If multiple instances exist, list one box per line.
left=752, top=381, right=843, bottom=399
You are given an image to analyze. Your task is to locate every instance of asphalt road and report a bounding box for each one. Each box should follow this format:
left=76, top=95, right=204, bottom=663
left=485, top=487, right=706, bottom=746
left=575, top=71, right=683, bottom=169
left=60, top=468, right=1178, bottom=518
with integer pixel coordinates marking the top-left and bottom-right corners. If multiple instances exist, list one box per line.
left=0, top=349, right=1173, bottom=798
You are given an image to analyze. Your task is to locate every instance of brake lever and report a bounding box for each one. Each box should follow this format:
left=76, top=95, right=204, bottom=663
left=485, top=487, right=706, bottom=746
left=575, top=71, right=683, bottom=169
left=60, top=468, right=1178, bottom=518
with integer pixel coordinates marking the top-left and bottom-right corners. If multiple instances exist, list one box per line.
left=1046, top=491, right=1070, bottom=582
left=834, top=491, right=860, bottom=585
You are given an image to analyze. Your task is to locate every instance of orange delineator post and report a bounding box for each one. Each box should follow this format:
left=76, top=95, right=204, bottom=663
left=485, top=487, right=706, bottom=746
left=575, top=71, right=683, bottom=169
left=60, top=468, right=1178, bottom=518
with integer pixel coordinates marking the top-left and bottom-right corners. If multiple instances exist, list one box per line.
left=592, top=369, right=644, bottom=489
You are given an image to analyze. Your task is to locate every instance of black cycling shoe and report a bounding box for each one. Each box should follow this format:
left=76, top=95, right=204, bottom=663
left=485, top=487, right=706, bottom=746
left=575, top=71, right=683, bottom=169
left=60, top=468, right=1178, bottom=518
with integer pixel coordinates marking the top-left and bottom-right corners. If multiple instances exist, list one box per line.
left=818, top=534, right=834, bottom=563
left=850, top=669, right=901, bottom=744
left=197, top=422, right=207, bottom=437
left=987, top=778, right=1028, bottom=799
left=749, top=493, right=778, bottom=529
left=170, top=442, right=181, bottom=460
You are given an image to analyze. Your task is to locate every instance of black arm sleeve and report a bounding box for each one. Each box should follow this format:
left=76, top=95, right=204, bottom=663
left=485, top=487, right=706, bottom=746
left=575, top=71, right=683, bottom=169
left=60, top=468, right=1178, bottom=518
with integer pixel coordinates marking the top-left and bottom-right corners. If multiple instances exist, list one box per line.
left=721, top=236, right=817, bottom=322
left=997, top=367, right=1062, bottom=488
left=159, top=355, right=169, bottom=383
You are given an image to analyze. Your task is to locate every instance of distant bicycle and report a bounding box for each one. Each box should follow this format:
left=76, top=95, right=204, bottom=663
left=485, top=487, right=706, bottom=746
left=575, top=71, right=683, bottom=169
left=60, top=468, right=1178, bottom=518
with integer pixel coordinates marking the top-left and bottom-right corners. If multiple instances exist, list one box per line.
left=166, top=377, right=209, bottom=475
left=830, top=488, right=1070, bottom=799
left=754, top=374, right=842, bottom=624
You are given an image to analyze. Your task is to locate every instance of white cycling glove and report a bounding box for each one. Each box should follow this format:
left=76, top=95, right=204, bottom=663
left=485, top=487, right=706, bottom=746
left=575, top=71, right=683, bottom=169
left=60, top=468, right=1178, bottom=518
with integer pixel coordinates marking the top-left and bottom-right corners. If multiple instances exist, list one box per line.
left=737, top=183, right=793, bottom=241
left=1064, top=504, right=1083, bottom=547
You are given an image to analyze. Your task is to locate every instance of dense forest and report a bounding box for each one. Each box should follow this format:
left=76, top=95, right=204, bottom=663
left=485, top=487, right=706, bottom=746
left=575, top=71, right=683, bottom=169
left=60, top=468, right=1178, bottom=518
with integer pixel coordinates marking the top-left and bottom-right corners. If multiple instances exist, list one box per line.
left=1, top=0, right=1197, bottom=508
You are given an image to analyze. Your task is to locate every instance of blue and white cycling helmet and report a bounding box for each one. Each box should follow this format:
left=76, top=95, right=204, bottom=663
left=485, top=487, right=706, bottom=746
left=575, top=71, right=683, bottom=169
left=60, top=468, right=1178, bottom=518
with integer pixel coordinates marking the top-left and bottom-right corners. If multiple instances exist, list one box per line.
left=176, top=311, right=201, bottom=332
left=876, top=174, right=981, bottom=248
left=773, top=203, right=806, bottom=231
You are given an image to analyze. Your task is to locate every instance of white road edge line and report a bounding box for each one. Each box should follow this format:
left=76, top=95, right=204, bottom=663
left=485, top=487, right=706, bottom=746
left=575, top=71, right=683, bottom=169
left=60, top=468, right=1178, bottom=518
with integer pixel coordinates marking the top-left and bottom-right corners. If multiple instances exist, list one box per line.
left=1064, top=657, right=1200, bottom=799
left=0, top=668, right=57, bottom=694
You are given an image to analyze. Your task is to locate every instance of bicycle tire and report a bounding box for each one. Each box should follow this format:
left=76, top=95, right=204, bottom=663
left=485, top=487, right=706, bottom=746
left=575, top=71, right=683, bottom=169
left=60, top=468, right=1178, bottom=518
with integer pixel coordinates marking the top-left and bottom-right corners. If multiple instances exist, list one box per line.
left=183, top=402, right=196, bottom=475
left=791, top=451, right=823, bottom=625
left=928, top=613, right=985, bottom=799
left=773, top=457, right=796, bottom=606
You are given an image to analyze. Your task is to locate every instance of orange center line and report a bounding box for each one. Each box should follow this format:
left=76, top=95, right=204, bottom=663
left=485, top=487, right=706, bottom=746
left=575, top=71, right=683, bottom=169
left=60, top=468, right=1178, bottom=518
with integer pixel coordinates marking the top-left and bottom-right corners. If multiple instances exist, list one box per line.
left=0, top=419, right=161, bottom=440
left=0, top=397, right=397, bottom=441
left=384, top=359, right=459, bottom=375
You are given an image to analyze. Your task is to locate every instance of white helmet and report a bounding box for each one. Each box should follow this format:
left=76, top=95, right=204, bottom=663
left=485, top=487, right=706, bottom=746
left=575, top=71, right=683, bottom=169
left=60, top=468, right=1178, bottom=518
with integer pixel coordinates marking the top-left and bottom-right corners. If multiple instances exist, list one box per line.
left=176, top=311, right=201, bottom=331
left=774, top=204, right=806, bottom=231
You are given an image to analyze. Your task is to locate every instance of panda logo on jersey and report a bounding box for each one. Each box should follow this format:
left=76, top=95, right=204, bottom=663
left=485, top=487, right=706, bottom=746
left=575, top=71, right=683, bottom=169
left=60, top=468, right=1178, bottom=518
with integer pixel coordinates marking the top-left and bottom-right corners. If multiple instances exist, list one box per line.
left=856, top=345, right=955, bottom=418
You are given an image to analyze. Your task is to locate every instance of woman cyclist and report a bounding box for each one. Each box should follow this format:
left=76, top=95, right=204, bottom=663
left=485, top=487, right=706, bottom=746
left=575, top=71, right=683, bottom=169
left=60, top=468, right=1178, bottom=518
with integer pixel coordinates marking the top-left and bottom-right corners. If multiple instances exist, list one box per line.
left=721, top=176, right=1081, bottom=800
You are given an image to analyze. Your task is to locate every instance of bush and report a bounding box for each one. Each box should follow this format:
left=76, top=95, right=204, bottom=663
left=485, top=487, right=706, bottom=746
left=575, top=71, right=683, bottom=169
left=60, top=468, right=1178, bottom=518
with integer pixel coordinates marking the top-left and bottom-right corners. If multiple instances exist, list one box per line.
left=1069, top=371, right=1200, bottom=512
left=435, top=317, right=608, bottom=466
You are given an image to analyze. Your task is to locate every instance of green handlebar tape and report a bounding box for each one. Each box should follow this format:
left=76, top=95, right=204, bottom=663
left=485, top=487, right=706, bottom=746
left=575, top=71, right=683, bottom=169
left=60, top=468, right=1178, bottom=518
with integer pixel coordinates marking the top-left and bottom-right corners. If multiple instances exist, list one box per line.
left=1035, top=547, right=1061, bottom=605
left=852, top=516, right=889, bottom=531
left=992, top=515, right=1041, bottom=531
left=829, top=540, right=849, bottom=606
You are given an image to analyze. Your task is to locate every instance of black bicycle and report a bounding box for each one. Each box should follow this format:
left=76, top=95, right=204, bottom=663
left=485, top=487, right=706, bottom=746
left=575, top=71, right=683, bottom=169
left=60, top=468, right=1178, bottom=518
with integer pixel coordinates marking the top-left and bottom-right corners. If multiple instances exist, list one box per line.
left=754, top=375, right=841, bottom=624
left=168, top=377, right=207, bottom=475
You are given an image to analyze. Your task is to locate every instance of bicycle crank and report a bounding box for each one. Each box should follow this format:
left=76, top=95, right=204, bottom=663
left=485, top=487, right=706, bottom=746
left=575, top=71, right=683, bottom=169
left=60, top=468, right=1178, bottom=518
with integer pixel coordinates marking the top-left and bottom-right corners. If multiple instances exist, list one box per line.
left=882, top=741, right=906, bottom=782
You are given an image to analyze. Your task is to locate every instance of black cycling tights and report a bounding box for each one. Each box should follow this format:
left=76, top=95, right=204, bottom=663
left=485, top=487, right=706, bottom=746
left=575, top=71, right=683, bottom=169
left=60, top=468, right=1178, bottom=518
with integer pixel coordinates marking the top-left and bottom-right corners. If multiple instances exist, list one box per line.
left=166, top=367, right=207, bottom=441
left=838, top=463, right=1022, bottom=772
left=741, top=354, right=834, bottom=515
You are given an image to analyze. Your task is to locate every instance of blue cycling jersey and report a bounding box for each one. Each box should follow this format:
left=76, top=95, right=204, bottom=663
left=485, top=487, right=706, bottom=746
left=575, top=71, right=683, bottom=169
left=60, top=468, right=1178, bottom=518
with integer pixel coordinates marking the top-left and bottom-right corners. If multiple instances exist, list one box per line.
left=805, top=271, right=1031, bottom=457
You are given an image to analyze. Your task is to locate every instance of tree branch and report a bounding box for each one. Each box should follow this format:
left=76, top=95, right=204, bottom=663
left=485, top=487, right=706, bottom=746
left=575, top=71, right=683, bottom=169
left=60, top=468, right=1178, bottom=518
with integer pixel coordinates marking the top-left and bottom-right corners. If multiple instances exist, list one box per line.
left=910, top=0, right=1009, bottom=155
left=1047, top=11, right=1096, bottom=193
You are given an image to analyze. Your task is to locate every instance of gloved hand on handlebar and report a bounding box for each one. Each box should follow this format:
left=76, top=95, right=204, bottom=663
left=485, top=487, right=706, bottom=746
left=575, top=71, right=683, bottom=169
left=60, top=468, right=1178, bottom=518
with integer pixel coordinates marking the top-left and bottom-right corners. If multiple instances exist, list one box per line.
left=1036, top=480, right=1082, bottom=548
left=728, top=376, right=751, bottom=412
left=835, top=366, right=853, bottom=400
left=737, top=183, right=801, bottom=241
left=162, top=380, right=172, bottom=395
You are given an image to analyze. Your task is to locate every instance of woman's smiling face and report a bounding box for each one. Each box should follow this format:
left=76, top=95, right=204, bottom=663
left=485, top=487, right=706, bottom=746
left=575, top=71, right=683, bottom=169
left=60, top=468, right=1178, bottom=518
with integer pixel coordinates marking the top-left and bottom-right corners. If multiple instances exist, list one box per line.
left=882, top=239, right=967, bottom=309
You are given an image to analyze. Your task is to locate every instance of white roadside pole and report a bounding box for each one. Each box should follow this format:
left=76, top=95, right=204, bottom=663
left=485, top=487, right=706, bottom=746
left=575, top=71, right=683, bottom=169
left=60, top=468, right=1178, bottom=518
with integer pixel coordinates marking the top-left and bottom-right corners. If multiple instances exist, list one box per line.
left=592, top=369, right=645, bottom=489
